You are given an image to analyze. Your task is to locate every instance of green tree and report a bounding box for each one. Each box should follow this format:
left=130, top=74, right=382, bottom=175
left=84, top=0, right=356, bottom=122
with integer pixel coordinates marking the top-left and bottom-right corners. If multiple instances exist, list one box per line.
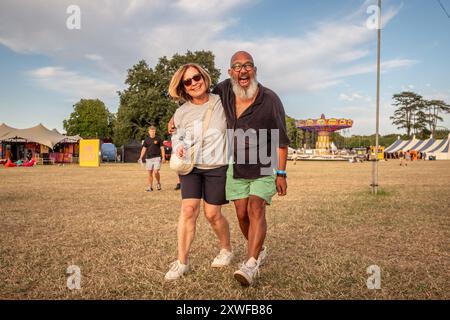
left=331, top=131, right=345, bottom=149
left=301, top=130, right=316, bottom=149
left=285, top=116, right=300, bottom=149
left=114, top=51, right=220, bottom=146
left=434, top=128, right=450, bottom=139
left=425, top=99, right=450, bottom=135
left=390, top=92, right=423, bottom=137
left=379, top=134, right=399, bottom=148
left=63, top=99, right=113, bottom=139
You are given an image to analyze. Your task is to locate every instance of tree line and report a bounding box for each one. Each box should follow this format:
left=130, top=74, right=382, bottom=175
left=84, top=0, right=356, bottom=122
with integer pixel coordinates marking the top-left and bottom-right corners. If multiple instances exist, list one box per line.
left=390, top=91, right=450, bottom=138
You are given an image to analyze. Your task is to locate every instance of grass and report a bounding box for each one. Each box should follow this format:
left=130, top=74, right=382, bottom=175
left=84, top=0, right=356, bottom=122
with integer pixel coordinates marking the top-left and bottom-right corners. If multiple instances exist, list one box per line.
left=0, top=159, right=449, bottom=299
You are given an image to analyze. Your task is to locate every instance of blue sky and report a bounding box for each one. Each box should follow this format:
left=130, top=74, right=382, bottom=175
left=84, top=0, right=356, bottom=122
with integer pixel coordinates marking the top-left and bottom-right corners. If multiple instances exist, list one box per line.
left=0, top=0, right=449, bottom=135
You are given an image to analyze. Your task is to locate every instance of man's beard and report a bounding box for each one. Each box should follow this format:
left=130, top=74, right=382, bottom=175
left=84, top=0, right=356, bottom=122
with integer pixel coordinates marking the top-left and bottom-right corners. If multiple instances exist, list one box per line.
left=230, top=75, right=259, bottom=100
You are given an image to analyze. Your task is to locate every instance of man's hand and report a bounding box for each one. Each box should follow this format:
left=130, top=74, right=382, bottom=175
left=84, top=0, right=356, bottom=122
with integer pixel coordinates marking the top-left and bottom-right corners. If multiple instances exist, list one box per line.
left=161, top=157, right=166, bottom=164
left=168, top=116, right=176, bottom=134
left=276, top=176, right=287, bottom=196
left=138, top=158, right=143, bottom=166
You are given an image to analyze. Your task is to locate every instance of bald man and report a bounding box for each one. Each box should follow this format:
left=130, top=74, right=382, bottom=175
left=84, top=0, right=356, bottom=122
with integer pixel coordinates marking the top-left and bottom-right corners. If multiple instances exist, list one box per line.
left=213, top=51, right=289, bottom=286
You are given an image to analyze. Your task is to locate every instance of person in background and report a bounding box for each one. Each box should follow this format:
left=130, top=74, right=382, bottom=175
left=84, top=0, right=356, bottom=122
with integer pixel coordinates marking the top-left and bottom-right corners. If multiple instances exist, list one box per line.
left=138, top=126, right=165, bottom=191
left=5, top=147, right=12, bottom=160
left=174, top=176, right=181, bottom=190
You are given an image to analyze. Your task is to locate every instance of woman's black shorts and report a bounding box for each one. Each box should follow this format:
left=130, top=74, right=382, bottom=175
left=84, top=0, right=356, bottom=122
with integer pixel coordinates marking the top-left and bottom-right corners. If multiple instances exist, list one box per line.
left=179, top=165, right=228, bottom=205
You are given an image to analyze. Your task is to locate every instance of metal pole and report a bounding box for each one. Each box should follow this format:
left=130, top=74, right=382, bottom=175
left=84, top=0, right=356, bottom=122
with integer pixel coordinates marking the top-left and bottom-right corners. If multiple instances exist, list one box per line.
left=372, top=0, right=382, bottom=194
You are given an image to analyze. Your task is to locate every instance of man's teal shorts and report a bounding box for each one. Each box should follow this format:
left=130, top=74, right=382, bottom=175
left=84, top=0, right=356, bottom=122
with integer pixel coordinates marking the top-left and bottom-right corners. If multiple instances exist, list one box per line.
left=225, top=164, right=277, bottom=205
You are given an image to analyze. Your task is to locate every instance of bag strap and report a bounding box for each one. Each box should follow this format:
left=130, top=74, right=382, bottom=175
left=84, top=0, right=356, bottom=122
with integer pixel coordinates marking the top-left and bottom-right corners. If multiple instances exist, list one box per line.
left=201, top=98, right=214, bottom=139
left=192, top=97, right=214, bottom=162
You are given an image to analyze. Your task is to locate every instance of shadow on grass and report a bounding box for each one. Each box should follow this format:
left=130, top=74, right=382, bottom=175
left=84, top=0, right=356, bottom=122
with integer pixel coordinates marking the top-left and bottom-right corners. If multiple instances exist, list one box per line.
left=356, top=187, right=395, bottom=198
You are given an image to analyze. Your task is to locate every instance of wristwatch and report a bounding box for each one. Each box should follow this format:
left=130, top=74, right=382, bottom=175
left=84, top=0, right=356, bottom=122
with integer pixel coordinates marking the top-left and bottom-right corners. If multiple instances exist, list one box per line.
left=276, top=170, right=287, bottom=178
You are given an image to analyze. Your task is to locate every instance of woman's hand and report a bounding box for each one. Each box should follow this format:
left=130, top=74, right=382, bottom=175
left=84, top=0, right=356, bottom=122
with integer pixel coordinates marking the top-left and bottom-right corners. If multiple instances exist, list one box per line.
left=176, top=146, right=185, bottom=159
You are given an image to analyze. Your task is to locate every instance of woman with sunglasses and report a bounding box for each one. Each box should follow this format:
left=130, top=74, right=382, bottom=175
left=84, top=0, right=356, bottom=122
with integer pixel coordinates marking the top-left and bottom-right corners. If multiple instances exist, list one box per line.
left=164, top=63, right=232, bottom=281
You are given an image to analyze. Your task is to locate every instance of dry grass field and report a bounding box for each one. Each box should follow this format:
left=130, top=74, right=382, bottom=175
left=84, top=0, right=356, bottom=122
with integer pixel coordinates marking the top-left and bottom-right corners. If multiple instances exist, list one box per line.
left=0, top=160, right=449, bottom=300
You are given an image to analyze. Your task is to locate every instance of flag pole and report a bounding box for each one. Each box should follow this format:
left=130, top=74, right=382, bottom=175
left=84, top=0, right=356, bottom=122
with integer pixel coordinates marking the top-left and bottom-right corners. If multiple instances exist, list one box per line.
left=372, top=0, right=382, bottom=194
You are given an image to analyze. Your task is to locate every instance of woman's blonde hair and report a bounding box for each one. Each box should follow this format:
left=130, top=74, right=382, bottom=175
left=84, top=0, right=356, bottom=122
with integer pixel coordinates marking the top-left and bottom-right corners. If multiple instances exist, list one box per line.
left=168, top=63, right=211, bottom=102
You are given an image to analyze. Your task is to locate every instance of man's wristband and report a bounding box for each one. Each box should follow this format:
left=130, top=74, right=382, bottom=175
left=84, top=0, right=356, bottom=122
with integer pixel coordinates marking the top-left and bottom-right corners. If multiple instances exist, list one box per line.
left=276, top=170, right=287, bottom=177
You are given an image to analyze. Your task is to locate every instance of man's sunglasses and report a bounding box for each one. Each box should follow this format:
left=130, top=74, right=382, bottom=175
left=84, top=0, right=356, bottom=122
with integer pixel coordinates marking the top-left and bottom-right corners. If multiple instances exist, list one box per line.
left=230, top=62, right=254, bottom=72
left=182, top=74, right=202, bottom=87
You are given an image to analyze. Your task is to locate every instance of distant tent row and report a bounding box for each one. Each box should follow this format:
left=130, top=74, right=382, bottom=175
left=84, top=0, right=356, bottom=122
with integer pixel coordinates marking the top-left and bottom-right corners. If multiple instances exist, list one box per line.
left=120, top=140, right=142, bottom=163
left=385, top=134, right=450, bottom=160
left=0, top=123, right=82, bottom=163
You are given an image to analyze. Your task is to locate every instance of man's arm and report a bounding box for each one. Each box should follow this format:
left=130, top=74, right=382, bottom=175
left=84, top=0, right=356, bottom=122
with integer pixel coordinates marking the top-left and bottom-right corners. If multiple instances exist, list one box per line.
left=276, top=146, right=288, bottom=196
left=271, top=94, right=290, bottom=197
left=139, top=147, right=147, bottom=162
left=168, top=116, right=175, bottom=134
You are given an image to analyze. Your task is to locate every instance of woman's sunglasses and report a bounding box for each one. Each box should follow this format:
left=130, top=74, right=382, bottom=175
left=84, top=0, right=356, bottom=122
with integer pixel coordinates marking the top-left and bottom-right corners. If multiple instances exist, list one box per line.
left=182, top=74, right=202, bottom=87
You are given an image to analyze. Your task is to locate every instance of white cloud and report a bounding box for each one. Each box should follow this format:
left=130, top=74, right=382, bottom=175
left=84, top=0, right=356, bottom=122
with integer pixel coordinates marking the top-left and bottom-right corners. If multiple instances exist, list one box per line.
left=29, top=66, right=120, bottom=103
left=423, top=91, right=450, bottom=102
left=172, top=0, right=252, bottom=16
left=0, top=0, right=412, bottom=95
left=339, top=93, right=363, bottom=102
left=85, top=54, right=103, bottom=61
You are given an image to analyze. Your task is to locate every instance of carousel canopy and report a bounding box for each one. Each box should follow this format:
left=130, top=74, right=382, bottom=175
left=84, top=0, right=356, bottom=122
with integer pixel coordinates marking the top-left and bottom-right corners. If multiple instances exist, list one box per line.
left=296, top=114, right=353, bottom=132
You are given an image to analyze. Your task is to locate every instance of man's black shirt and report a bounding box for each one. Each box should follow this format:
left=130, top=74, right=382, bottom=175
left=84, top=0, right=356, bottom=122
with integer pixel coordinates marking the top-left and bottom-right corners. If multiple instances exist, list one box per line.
left=213, top=79, right=290, bottom=179
left=142, top=136, right=163, bottom=159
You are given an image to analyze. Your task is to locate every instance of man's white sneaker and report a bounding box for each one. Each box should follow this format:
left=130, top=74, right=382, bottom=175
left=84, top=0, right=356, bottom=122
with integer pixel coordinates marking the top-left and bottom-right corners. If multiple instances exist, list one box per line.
left=164, top=260, right=190, bottom=281
left=257, top=246, right=267, bottom=266
left=211, top=249, right=234, bottom=267
left=233, top=257, right=260, bottom=286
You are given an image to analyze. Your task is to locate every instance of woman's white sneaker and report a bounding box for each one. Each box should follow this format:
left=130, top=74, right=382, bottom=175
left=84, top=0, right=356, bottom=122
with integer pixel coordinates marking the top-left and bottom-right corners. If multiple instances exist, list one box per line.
left=211, top=249, right=234, bottom=267
left=164, top=260, right=190, bottom=281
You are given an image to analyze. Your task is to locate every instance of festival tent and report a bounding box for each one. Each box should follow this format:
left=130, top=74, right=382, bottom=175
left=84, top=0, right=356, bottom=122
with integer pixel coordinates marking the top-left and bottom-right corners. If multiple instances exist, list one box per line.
left=384, top=137, right=403, bottom=153
left=62, top=134, right=83, bottom=144
left=385, top=134, right=450, bottom=160
left=330, top=142, right=338, bottom=152
left=0, top=123, right=68, bottom=148
left=416, top=138, right=436, bottom=152
left=385, top=137, right=414, bottom=153
left=50, top=128, right=82, bottom=143
left=0, top=123, right=16, bottom=138
left=408, top=138, right=428, bottom=151
left=122, top=140, right=142, bottom=163
left=0, top=123, right=82, bottom=163
left=426, top=134, right=450, bottom=160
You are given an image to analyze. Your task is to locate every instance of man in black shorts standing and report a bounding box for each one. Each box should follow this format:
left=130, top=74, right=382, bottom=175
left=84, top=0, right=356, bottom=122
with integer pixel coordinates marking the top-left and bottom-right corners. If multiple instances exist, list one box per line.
left=139, top=126, right=165, bottom=191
